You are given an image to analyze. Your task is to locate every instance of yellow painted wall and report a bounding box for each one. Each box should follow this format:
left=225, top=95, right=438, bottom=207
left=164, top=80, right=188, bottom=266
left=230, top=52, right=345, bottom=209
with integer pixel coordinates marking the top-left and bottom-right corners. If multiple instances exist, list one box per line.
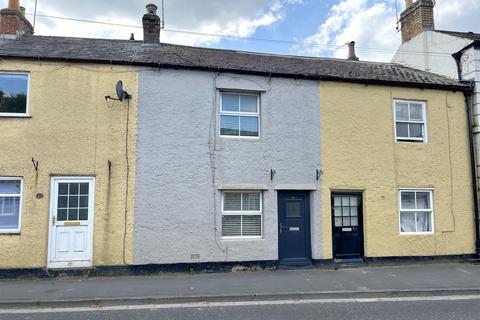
left=320, top=81, right=475, bottom=259
left=0, top=60, right=137, bottom=268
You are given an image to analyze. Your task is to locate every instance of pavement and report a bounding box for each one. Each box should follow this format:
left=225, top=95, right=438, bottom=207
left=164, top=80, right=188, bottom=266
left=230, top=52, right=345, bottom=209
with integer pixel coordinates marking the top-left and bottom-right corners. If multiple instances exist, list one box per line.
left=1, top=262, right=480, bottom=309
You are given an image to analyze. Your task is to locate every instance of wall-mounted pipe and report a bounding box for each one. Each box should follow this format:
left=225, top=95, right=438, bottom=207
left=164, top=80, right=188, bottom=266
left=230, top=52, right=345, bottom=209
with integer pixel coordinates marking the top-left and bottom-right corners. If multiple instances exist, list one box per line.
left=464, top=87, right=480, bottom=256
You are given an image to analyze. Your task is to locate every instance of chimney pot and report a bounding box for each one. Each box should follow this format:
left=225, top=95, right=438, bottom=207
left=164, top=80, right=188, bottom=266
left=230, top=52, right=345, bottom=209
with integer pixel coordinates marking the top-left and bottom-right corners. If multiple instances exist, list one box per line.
left=8, top=0, right=19, bottom=11
left=142, top=3, right=161, bottom=45
left=347, top=41, right=359, bottom=61
left=146, top=3, right=158, bottom=14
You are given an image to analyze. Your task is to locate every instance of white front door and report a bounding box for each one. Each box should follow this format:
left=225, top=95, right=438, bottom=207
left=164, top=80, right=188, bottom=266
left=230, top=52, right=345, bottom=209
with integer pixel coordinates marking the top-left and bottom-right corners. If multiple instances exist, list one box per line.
left=47, top=177, right=95, bottom=269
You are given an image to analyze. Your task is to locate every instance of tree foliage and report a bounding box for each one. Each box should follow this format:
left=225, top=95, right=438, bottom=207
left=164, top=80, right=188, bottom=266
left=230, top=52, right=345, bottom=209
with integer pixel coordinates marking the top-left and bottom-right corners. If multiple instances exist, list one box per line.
left=0, top=90, right=27, bottom=113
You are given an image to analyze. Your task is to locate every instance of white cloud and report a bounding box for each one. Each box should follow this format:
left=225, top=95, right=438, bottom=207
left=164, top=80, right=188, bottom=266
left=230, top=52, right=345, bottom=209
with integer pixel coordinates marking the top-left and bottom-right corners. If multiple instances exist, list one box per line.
left=294, top=0, right=480, bottom=62
left=8, top=0, right=300, bottom=46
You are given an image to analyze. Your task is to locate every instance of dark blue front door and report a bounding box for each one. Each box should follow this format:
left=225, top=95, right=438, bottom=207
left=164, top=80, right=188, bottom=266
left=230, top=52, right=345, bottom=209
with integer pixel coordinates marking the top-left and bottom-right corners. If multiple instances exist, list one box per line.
left=278, top=191, right=311, bottom=265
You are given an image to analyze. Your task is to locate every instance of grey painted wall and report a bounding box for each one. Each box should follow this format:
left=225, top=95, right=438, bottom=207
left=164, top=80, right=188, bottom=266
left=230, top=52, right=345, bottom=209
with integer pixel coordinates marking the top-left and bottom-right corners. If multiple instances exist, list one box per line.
left=134, top=69, right=321, bottom=265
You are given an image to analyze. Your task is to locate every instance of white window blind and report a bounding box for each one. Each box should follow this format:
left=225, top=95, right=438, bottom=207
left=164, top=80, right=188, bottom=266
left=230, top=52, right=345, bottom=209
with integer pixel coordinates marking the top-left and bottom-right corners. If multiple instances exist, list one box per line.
left=220, top=93, right=260, bottom=138
left=394, top=100, right=427, bottom=143
left=0, top=178, right=23, bottom=232
left=222, top=191, right=262, bottom=238
left=399, top=190, right=433, bottom=234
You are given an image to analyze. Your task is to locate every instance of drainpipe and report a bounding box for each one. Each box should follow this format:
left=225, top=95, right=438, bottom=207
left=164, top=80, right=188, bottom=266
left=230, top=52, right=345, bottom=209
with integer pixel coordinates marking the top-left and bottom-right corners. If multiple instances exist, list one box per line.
left=454, top=50, right=480, bottom=256
left=465, top=86, right=480, bottom=256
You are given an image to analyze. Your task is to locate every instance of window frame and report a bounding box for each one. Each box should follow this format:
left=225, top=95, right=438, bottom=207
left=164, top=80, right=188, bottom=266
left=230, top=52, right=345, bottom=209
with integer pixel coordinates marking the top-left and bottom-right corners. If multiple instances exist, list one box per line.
left=393, top=99, right=428, bottom=143
left=219, top=92, right=261, bottom=139
left=0, top=177, right=23, bottom=234
left=221, top=190, right=263, bottom=239
left=398, top=189, right=434, bottom=235
left=0, top=72, right=30, bottom=118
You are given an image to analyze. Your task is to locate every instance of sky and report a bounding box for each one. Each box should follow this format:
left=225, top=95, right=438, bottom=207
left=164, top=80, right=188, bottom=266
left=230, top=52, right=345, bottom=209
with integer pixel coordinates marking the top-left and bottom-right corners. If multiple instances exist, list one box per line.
left=7, top=0, right=480, bottom=62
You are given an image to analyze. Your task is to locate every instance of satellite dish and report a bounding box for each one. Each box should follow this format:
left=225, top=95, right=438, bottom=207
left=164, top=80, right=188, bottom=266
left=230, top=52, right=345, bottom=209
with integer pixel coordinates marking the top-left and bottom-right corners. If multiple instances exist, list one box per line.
left=116, top=80, right=126, bottom=101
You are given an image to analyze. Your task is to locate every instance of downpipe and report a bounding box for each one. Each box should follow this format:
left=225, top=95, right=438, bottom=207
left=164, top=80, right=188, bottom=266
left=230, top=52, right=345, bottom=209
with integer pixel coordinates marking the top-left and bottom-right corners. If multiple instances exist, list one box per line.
left=454, top=52, right=480, bottom=256
left=464, top=88, right=480, bottom=256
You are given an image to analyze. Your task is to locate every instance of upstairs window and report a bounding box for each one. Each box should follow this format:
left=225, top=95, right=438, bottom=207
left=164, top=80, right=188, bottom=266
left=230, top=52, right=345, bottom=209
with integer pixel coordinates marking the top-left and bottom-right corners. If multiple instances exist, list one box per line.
left=0, top=73, right=29, bottom=116
left=220, top=93, right=259, bottom=138
left=222, top=191, right=262, bottom=238
left=394, top=100, right=427, bottom=143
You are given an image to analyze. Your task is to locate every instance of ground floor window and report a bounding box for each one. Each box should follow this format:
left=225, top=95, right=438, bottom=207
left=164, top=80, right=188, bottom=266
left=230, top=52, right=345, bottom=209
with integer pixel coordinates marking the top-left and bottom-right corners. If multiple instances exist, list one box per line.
left=399, top=189, right=433, bottom=234
left=221, top=191, right=262, bottom=238
left=0, top=178, right=23, bottom=232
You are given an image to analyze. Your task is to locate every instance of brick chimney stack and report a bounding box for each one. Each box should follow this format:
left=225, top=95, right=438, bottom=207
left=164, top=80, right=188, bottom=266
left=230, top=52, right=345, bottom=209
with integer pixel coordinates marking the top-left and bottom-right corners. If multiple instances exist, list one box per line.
left=399, top=0, right=435, bottom=43
left=0, top=0, right=34, bottom=38
left=142, top=3, right=160, bottom=45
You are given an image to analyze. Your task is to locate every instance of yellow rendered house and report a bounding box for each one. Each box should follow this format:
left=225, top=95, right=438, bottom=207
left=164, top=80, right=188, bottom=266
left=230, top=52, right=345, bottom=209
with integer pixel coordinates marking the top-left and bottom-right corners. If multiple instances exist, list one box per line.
left=320, top=82, right=475, bottom=259
left=0, top=3, right=137, bottom=269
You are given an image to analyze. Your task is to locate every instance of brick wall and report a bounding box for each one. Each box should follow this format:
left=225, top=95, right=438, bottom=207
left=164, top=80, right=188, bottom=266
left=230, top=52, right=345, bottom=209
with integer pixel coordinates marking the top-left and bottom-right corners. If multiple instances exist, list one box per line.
left=0, top=9, right=33, bottom=37
left=400, top=0, right=434, bottom=43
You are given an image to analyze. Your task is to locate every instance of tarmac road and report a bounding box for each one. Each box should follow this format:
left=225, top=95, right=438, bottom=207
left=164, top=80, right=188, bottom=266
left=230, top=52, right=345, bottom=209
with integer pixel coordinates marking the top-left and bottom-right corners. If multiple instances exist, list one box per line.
left=2, top=295, right=480, bottom=320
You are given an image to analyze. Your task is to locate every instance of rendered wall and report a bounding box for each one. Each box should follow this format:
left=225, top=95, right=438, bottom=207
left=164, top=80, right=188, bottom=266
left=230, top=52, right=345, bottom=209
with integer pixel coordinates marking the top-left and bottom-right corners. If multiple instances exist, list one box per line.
left=0, top=60, right=137, bottom=268
left=320, top=81, right=475, bottom=258
left=134, top=69, right=321, bottom=264
left=392, top=31, right=471, bottom=79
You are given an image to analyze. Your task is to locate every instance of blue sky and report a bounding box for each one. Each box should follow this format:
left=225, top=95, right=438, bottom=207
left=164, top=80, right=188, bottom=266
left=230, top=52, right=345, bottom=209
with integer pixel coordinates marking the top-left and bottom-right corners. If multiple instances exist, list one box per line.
left=214, top=0, right=331, bottom=54
left=9, top=0, right=480, bottom=62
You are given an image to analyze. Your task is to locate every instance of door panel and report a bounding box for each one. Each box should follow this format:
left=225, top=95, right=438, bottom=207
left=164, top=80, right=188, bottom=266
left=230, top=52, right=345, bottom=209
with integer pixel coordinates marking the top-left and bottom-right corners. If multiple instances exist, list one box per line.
left=48, top=177, right=95, bottom=268
left=278, top=192, right=311, bottom=264
left=332, top=193, right=364, bottom=259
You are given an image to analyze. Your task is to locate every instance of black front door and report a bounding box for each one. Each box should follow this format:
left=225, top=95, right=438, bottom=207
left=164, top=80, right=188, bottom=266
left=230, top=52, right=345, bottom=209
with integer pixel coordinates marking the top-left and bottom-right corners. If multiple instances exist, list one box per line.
left=278, top=191, right=311, bottom=265
left=331, top=193, right=364, bottom=259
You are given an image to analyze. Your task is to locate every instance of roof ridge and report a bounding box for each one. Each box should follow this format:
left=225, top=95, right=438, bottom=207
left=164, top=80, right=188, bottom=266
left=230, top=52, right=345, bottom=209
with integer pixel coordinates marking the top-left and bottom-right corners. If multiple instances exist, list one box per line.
left=23, top=35, right=411, bottom=66
left=23, top=34, right=141, bottom=43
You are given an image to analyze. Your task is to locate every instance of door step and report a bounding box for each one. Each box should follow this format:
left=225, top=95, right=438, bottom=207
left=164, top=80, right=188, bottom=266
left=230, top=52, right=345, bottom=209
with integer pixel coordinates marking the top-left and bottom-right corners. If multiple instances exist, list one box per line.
left=278, top=258, right=314, bottom=270
left=334, top=257, right=365, bottom=268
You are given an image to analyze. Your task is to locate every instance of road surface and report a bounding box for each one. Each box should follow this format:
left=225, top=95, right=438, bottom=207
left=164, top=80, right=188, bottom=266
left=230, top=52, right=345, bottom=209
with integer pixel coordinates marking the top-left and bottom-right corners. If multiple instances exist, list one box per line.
left=2, top=295, right=480, bottom=320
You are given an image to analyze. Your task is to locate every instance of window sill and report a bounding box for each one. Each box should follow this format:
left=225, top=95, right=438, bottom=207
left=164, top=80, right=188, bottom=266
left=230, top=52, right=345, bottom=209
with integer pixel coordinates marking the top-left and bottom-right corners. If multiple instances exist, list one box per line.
left=0, top=231, right=21, bottom=235
left=400, top=232, right=434, bottom=236
left=221, top=236, right=263, bottom=241
left=395, top=139, right=426, bottom=144
left=0, top=115, right=31, bottom=119
left=220, top=135, right=261, bottom=140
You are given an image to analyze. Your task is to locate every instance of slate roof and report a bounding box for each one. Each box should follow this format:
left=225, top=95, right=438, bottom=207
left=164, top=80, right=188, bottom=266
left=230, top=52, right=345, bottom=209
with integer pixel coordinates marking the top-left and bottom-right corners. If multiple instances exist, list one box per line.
left=436, top=30, right=480, bottom=42
left=0, top=35, right=467, bottom=91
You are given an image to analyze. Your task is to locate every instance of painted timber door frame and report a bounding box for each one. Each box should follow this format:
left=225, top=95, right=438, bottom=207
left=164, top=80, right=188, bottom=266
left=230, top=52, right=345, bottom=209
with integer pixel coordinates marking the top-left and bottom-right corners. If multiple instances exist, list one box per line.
left=277, top=191, right=312, bottom=266
left=47, top=177, right=95, bottom=269
left=331, top=192, right=364, bottom=259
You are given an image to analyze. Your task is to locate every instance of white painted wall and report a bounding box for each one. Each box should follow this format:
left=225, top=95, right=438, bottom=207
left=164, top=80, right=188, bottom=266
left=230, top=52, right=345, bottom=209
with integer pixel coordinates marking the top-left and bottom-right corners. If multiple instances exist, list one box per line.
left=392, top=31, right=472, bottom=79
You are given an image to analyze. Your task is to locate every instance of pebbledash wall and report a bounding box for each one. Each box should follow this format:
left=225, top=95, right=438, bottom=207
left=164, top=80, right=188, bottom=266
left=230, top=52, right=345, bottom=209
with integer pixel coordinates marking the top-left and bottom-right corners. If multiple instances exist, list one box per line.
left=0, top=60, right=137, bottom=268
left=134, top=69, right=321, bottom=264
left=320, top=81, right=475, bottom=259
